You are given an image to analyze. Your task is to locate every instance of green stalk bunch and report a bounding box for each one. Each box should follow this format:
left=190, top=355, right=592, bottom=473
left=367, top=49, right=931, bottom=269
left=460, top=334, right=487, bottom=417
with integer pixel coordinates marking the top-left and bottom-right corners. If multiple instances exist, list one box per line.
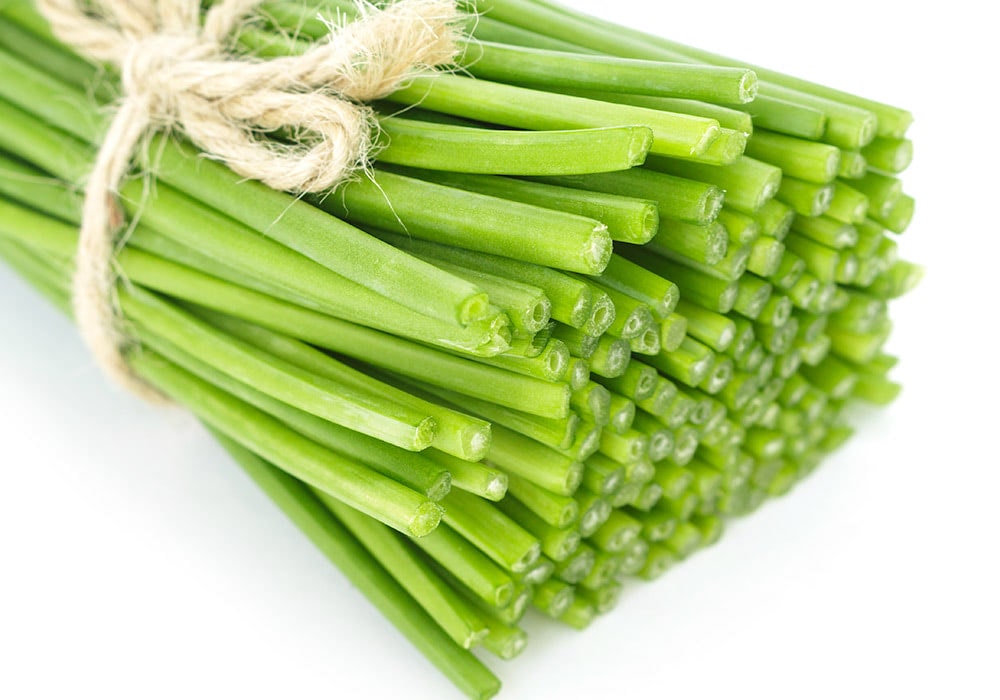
left=0, top=1, right=918, bottom=698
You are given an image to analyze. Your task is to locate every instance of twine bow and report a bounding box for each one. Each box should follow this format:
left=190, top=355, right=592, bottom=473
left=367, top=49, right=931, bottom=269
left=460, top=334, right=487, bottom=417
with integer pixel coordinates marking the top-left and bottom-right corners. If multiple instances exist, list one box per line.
left=34, top=0, right=462, bottom=400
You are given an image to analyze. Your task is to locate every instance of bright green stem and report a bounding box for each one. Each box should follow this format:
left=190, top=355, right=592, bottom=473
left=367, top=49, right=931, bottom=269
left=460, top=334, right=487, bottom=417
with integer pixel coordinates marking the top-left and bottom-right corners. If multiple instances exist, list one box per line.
left=408, top=522, right=515, bottom=609
left=374, top=232, right=595, bottom=329
left=623, top=250, right=737, bottom=313
left=792, top=216, right=859, bottom=249
left=583, top=453, right=627, bottom=497
left=607, top=393, right=637, bottom=435
left=378, top=116, right=651, bottom=175
left=478, top=616, right=529, bottom=661
left=461, top=40, right=757, bottom=104
left=759, top=83, right=878, bottom=150
left=193, top=312, right=492, bottom=461
left=320, top=496, right=489, bottom=649
left=578, top=547, right=621, bottom=591
left=390, top=74, right=722, bottom=160
left=717, top=208, right=761, bottom=246
left=646, top=219, right=729, bottom=267
left=407, top=168, right=657, bottom=244
left=0, top=13, right=117, bottom=102
left=657, top=239, right=751, bottom=282
left=596, top=360, right=659, bottom=402
left=211, top=436, right=500, bottom=700
left=0, top=152, right=82, bottom=223
left=725, top=317, right=757, bottom=361
left=496, top=497, right=582, bottom=563
left=321, top=169, right=612, bottom=275
left=828, top=324, right=891, bottom=365
left=129, top=351, right=443, bottom=536
left=143, top=331, right=450, bottom=499
left=421, top=258, right=550, bottom=335
left=732, top=94, right=826, bottom=139
left=565, top=91, right=753, bottom=134
left=471, top=13, right=586, bottom=51
left=571, top=380, right=612, bottom=426
left=756, top=317, right=800, bottom=356
left=852, top=373, right=903, bottom=405
left=532, top=579, right=577, bottom=619
left=424, top=450, right=507, bottom=502
left=539, top=167, right=724, bottom=226
left=785, top=234, right=842, bottom=283
left=486, top=425, right=583, bottom=496
left=746, top=129, right=841, bottom=184
left=630, top=325, right=662, bottom=356
left=566, top=357, right=592, bottom=391
left=677, top=299, right=737, bottom=353
left=589, top=509, right=643, bottom=554
left=776, top=177, right=834, bottom=217
left=665, top=520, right=705, bottom=560
left=594, top=254, right=680, bottom=320
left=587, top=282, right=654, bottom=341
left=474, top=339, right=569, bottom=383
left=867, top=259, right=923, bottom=299
left=768, top=252, right=806, bottom=291
left=589, top=334, right=632, bottom=378
left=694, top=127, right=749, bottom=166
left=608, top=479, right=646, bottom=511
left=632, top=411, right=676, bottom=461
left=800, top=356, right=859, bottom=401
left=580, top=577, right=626, bottom=614
left=838, top=150, right=868, bottom=179
left=690, top=514, right=725, bottom=546
left=506, top=474, right=580, bottom=529
left=861, top=137, right=914, bottom=174
left=632, top=503, right=680, bottom=542
left=0, top=238, right=72, bottom=314
left=555, top=324, right=600, bottom=360
left=659, top=313, right=689, bottom=353
left=648, top=336, right=716, bottom=389
left=625, top=28, right=909, bottom=137
left=756, top=292, right=793, bottom=327
left=751, top=199, right=796, bottom=241
left=120, top=290, right=438, bottom=451
left=826, top=182, right=871, bottom=224
left=639, top=543, right=679, bottom=581
left=553, top=543, right=596, bottom=585
left=874, top=194, right=915, bottom=234
left=441, top=490, right=541, bottom=575
left=747, top=236, right=785, bottom=277
left=646, top=155, right=782, bottom=214
left=599, top=427, right=649, bottom=465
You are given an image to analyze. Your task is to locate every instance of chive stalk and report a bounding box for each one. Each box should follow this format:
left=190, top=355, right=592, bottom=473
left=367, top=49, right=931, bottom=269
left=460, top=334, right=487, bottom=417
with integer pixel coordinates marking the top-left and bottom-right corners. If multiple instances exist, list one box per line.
left=646, top=155, right=782, bottom=214
left=213, top=436, right=500, bottom=699
left=540, top=168, right=724, bottom=225
left=406, top=168, right=658, bottom=244
left=378, top=117, right=652, bottom=175
left=390, top=74, right=722, bottom=160
left=461, top=40, right=757, bottom=104
left=323, top=169, right=613, bottom=275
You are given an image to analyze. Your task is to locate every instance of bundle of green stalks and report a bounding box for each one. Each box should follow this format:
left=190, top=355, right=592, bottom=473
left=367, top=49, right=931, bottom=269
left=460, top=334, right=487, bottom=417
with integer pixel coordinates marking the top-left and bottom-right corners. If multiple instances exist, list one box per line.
left=0, top=0, right=920, bottom=697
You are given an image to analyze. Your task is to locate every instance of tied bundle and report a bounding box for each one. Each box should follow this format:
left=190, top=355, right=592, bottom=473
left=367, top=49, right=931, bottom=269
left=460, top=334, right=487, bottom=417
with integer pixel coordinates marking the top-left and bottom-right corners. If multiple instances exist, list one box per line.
left=35, top=0, right=464, bottom=400
left=0, top=0, right=920, bottom=698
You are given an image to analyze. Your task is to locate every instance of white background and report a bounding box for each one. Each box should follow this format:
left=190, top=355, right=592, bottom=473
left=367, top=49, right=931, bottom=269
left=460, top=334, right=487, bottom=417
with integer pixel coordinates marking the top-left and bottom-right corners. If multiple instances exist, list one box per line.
left=1, top=1, right=997, bottom=699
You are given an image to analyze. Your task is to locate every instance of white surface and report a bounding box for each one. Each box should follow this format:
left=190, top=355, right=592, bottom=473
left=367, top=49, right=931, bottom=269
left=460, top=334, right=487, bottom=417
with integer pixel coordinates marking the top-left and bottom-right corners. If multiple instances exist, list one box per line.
left=1, top=1, right=998, bottom=699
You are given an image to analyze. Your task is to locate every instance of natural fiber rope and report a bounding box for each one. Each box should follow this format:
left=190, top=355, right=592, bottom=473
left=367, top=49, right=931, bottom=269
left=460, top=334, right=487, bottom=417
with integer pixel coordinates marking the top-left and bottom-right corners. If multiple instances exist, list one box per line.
left=34, top=0, right=462, bottom=401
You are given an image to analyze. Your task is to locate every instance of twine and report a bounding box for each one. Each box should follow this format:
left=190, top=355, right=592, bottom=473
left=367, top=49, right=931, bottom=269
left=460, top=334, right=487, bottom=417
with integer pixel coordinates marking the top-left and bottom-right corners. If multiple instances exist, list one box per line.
left=34, top=0, right=462, bottom=400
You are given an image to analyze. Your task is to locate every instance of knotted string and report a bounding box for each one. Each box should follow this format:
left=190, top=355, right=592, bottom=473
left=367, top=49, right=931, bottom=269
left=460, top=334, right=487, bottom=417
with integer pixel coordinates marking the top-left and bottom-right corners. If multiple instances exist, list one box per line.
left=34, top=0, right=462, bottom=400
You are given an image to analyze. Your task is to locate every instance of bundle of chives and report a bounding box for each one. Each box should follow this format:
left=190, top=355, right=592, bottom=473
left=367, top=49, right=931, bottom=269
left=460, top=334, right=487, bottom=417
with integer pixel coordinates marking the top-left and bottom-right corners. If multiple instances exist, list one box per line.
left=0, top=1, right=920, bottom=698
